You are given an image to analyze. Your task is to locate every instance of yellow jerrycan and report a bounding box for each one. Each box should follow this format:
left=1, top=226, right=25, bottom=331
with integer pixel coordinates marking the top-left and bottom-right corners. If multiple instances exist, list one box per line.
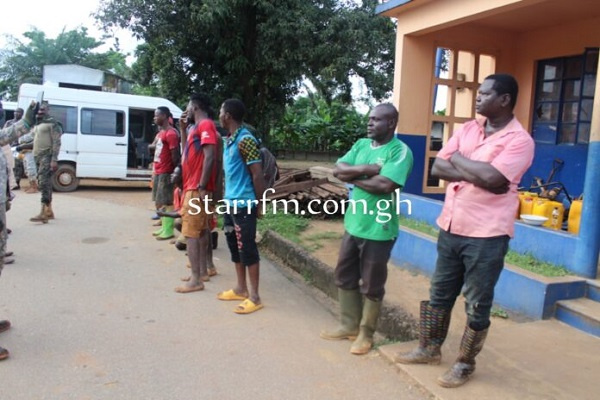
left=568, top=199, right=583, bottom=234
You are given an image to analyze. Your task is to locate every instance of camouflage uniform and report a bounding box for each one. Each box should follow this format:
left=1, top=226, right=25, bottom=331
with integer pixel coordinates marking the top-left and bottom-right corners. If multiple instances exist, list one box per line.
left=0, top=120, right=33, bottom=275
left=18, top=133, right=37, bottom=180
left=33, top=117, right=62, bottom=205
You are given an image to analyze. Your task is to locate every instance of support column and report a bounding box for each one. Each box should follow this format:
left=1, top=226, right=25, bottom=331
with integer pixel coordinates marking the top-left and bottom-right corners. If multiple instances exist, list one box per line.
left=573, top=54, right=600, bottom=278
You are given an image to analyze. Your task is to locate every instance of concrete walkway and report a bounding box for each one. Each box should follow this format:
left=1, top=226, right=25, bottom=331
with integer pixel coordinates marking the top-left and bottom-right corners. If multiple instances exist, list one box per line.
left=265, top=223, right=600, bottom=400
left=0, top=188, right=429, bottom=400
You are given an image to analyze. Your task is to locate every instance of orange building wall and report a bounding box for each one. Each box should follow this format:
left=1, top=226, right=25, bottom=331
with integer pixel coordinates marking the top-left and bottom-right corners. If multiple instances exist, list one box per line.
left=394, top=14, right=599, bottom=136
left=512, top=16, right=600, bottom=129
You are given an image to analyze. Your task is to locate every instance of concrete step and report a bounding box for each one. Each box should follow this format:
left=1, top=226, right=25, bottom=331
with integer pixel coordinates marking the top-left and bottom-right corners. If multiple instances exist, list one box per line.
left=555, top=297, right=600, bottom=337
left=586, top=279, right=600, bottom=302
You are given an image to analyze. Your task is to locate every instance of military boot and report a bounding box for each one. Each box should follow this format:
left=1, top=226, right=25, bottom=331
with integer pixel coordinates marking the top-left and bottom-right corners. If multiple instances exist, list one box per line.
left=30, top=204, right=48, bottom=224
left=44, top=203, right=55, bottom=219
left=437, top=325, right=489, bottom=388
left=25, top=180, right=39, bottom=194
left=395, top=300, right=451, bottom=365
left=320, top=288, right=362, bottom=341
left=350, top=297, right=382, bottom=355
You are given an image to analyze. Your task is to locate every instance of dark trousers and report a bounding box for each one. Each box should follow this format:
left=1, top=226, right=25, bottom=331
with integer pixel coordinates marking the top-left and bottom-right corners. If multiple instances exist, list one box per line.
left=430, top=229, right=510, bottom=331
left=334, top=232, right=396, bottom=301
left=224, top=208, right=260, bottom=267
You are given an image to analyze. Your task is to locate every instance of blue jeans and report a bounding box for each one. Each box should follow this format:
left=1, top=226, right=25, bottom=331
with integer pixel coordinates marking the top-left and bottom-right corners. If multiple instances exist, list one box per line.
left=430, top=229, right=510, bottom=330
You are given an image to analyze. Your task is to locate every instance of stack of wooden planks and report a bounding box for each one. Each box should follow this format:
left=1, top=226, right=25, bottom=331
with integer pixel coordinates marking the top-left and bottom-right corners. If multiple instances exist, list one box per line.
left=267, top=167, right=348, bottom=218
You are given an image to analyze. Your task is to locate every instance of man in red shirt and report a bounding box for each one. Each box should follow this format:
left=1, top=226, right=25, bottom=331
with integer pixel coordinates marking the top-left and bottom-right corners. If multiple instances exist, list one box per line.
left=395, top=74, right=534, bottom=388
left=173, top=93, right=219, bottom=293
left=151, top=107, right=180, bottom=240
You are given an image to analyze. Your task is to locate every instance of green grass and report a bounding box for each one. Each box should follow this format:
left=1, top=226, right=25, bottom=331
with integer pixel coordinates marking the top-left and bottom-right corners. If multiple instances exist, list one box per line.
left=490, top=307, right=509, bottom=319
left=399, top=215, right=440, bottom=238
left=257, top=206, right=309, bottom=244
left=505, top=251, right=570, bottom=277
left=398, top=215, right=571, bottom=278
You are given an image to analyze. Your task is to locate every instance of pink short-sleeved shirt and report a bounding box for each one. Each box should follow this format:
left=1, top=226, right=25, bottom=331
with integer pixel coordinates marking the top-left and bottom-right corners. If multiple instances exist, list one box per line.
left=436, top=117, right=535, bottom=238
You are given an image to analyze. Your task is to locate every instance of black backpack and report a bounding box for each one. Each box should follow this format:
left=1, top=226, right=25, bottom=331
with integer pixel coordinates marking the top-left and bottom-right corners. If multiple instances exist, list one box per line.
left=259, top=145, right=280, bottom=188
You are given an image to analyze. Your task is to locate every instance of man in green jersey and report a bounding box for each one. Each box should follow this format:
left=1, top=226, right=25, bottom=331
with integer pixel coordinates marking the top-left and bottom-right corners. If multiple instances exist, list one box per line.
left=320, top=103, right=413, bottom=355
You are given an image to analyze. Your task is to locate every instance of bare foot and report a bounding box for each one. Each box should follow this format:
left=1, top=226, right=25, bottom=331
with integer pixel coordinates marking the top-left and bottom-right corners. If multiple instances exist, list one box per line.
left=208, top=267, right=217, bottom=276
left=174, top=283, right=204, bottom=293
left=181, top=275, right=209, bottom=282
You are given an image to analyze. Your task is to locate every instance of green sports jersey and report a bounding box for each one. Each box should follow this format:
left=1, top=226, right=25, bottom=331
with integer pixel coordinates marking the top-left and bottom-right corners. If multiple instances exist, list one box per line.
left=337, top=138, right=413, bottom=241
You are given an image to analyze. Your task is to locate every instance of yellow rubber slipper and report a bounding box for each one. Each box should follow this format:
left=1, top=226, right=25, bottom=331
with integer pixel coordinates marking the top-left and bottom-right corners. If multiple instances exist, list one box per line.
left=217, top=289, right=248, bottom=301
left=234, top=299, right=264, bottom=314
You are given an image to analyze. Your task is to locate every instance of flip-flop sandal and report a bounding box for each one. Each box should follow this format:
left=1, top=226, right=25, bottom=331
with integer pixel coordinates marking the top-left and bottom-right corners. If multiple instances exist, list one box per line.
left=234, top=299, right=264, bottom=314
left=4, top=258, right=14, bottom=265
left=217, top=289, right=248, bottom=301
left=208, top=268, right=217, bottom=277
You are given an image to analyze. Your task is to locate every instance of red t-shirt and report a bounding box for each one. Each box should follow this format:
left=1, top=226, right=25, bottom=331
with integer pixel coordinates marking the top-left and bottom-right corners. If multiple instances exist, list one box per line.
left=153, top=127, right=180, bottom=174
left=182, top=119, right=219, bottom=191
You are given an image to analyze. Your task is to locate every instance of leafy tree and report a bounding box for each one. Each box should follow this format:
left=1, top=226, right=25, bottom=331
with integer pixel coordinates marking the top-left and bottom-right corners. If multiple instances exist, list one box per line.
left=0, top=27, right=131, bottom=99
left=95, top=0, right=395, bottom=134
left=269, top=94, right=368, bottom=153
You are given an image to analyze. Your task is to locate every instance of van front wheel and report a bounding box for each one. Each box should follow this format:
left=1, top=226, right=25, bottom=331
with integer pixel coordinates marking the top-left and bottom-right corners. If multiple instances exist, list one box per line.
left=52, top=164, right=79, bottom=192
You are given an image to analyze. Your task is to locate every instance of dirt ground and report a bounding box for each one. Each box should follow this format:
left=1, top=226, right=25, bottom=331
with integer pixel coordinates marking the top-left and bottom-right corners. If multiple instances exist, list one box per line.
left=47, top=180, right=154, bottom=209
left=296, top=217, right=518, bottom=329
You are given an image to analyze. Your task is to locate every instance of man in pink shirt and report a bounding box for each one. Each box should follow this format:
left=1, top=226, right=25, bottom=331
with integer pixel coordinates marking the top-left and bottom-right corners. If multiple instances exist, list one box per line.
left=396, top=74, right=534, bottom=388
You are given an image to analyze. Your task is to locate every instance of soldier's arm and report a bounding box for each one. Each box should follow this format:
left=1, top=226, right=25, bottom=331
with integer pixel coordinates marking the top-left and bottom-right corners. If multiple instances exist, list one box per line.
left=50, top=123, right=63, bottom=162
left=19, top=132, right=34, bottom=144
left=0, top=120, right=32, bottom=147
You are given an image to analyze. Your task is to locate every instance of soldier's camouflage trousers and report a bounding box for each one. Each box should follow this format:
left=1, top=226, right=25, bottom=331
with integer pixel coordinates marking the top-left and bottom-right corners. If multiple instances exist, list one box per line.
left=0, top=203, right=5, bottom=276
left=35, top=150, right=53, bottom=205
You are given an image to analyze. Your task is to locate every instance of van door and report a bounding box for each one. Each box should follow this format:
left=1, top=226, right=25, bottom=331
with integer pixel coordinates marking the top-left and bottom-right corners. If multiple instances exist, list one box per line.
left=49, top=103, right=79, bottom=163
left=76, top=105, right=128, bottom=178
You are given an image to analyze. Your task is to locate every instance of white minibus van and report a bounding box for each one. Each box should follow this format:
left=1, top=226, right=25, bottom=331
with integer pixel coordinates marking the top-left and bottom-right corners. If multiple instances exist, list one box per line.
left=17, top=83, right=183, bottom=192
left=1, top=101, right=18, bottom=126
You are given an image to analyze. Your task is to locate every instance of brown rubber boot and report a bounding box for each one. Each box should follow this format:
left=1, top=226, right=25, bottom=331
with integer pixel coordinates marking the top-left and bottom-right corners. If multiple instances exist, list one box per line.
left=30, top=204, right=49, bottom=224
left=44, top=203, right=55, bottom=220
left=24, top=180, right=39, bottom=194
left=320, top=288, right=362, bottom=341
left=395, top=300, right=451, bottom=365
left=437, top=325, right=489, bottom=388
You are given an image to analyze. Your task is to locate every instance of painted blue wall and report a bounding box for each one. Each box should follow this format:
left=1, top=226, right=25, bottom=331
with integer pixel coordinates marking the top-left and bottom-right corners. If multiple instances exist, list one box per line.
left=395, top=134, right=426, bottom=196
left=396, top=133, right=445, bottom=201
left=398, top=193, right=584, bottom=275
left=520, top=143, right=588, bottom=198
left=391, top=228, right=587, bottom=319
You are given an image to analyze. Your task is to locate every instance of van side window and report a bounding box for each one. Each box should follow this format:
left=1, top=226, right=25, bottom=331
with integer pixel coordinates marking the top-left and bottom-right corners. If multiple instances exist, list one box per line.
left=81, top=108, right=125, bottom=136
left=50, top=105, right=78, bottom=133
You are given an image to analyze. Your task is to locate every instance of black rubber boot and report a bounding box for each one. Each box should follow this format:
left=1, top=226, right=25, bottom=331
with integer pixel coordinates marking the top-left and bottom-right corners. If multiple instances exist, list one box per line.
left=437, top=325, right=489, bottom=388
left=395, top=300, right=451, bottom=365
